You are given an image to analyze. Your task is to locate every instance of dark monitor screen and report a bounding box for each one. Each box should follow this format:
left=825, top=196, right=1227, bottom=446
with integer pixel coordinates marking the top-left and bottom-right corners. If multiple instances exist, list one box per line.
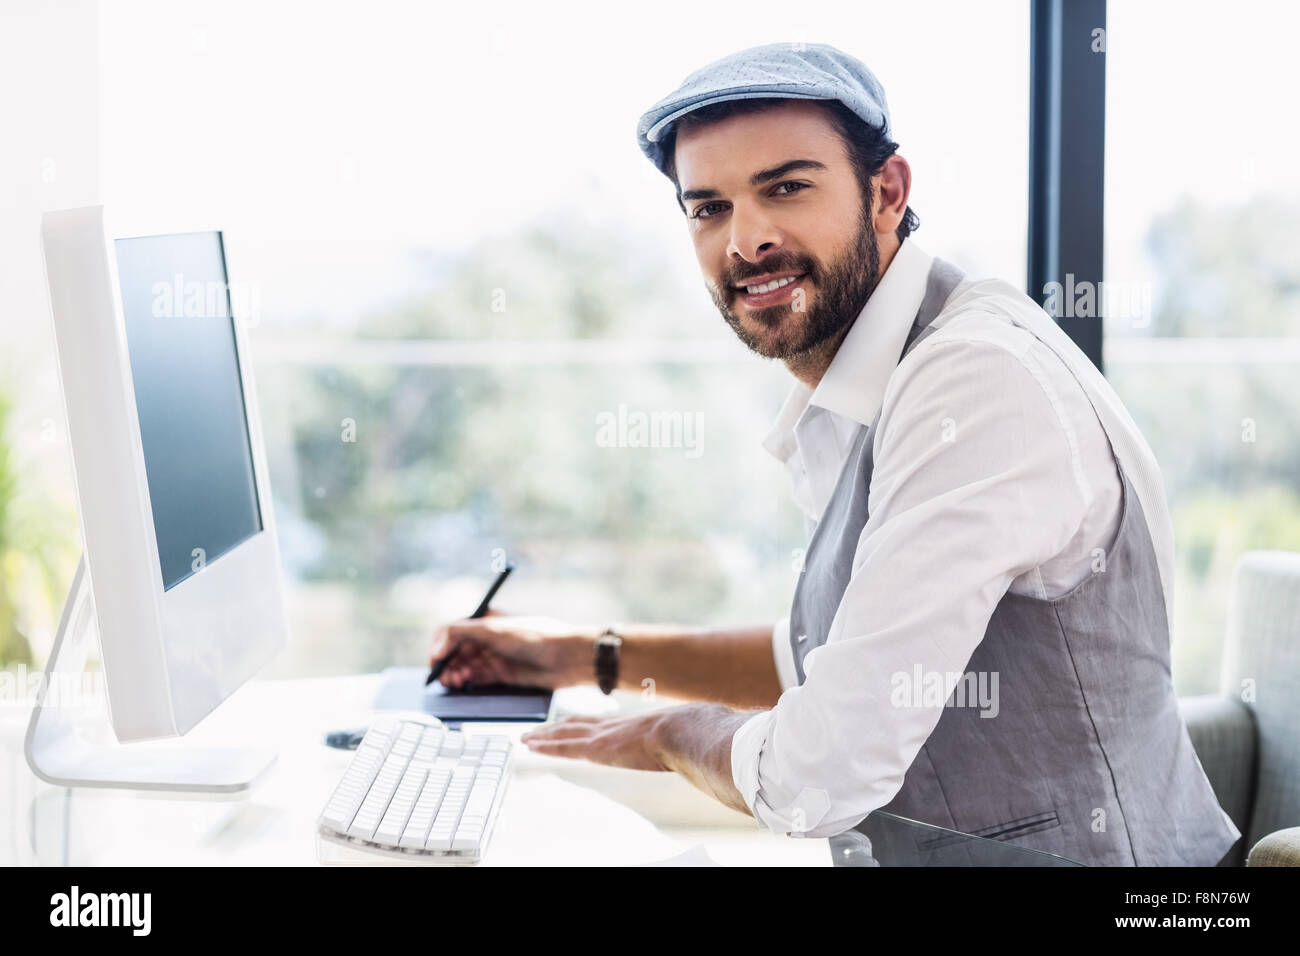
left=115, top=232, right=263, bottom=591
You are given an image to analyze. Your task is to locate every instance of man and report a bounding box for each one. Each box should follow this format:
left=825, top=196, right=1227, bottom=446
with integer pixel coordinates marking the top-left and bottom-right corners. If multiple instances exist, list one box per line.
left=428, top=43, right=1241, bottom=865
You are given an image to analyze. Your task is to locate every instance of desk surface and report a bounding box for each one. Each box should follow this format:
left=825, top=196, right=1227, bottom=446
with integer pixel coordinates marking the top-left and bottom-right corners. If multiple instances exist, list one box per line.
left=4, top=675, right=829, bottom=867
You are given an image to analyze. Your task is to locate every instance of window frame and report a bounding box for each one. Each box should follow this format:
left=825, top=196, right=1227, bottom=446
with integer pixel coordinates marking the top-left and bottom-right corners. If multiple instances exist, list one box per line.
left=1027, top=0, right=1107, bottom=372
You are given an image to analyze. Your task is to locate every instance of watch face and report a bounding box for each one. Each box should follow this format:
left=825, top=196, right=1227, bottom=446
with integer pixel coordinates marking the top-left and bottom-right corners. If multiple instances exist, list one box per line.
left=596, top=633, right=620, bottom=695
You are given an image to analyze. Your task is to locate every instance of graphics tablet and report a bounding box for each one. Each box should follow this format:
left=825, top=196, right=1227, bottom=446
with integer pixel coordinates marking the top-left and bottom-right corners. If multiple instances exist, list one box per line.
left=373, top=666, right=554, bottom=722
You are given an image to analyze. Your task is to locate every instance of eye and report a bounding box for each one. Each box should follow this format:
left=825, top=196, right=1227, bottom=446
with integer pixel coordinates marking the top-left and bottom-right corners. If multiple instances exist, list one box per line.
left=691, top=201, right=729, bottom=220
left=773, top=181, right=810, bottom=196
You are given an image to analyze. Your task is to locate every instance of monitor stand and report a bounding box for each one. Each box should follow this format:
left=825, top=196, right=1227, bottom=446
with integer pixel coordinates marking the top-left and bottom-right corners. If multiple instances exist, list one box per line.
left=24, top=556, right=277, bottom=793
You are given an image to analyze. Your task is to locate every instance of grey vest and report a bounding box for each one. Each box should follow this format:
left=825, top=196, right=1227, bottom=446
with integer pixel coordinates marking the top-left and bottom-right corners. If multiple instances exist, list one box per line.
left=790, top=259, right=1241, bottom=866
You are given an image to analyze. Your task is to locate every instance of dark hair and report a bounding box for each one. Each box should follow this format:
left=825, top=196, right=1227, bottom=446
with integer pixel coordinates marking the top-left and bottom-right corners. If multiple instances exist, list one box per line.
left=660, top=97, right=920, bottom=242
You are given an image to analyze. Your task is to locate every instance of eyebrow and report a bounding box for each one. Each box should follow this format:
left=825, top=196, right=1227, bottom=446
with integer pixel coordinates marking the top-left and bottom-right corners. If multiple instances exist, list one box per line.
left=679, top=158, right=829, bottom=203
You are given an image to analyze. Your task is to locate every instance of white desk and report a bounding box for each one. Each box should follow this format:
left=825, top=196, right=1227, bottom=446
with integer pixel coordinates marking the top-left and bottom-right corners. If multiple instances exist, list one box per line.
left=2, top=675, right=829, bottom=867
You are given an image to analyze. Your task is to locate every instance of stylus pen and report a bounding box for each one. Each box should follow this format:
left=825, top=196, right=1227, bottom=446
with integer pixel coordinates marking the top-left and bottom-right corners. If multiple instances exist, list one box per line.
left=424, top=563, right=514, bottom=686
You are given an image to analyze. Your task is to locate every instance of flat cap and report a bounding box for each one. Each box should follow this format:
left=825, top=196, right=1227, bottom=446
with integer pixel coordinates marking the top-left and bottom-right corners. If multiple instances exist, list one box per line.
left=636, top=42, right=892, bottom=178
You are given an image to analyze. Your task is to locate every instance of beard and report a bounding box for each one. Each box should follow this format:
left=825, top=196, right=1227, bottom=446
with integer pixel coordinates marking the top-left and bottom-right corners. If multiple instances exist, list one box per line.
left=708, top=207, right=882, bottom=363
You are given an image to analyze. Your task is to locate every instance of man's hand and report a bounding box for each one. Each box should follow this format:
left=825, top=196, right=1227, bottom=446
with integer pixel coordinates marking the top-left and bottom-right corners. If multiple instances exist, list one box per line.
left=520, top=713, right=673, bottom=771
left=429, top=612, right=596, bottom=690
left=521, top=702, right=763, bottom=817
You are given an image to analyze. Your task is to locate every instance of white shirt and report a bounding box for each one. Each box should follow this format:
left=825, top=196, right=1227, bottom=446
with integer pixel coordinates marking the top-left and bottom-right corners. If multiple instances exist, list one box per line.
left=729, top=238, right=1177, bottom=839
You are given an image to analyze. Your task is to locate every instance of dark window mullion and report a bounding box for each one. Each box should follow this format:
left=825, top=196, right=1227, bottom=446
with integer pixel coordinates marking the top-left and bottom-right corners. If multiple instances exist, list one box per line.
left=1028, top=0, right=1107, bottom=372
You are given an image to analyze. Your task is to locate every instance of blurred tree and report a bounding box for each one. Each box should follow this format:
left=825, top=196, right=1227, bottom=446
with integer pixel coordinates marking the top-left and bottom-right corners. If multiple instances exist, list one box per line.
left=0, top=390, right=79, bottom=669
left=1145, top=196, right=1300, bottom=337
left=0, top=391, right=30, bottom=668
left=1169, top=485, right=1300, bottom=694
left=261, top=212, right=799, bottom=675
left=1108, top=196, right=1300, bottom=693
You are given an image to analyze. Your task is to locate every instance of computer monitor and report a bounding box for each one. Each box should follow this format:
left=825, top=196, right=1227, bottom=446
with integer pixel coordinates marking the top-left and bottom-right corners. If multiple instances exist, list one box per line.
left=35, top=207, right=288, bottom=756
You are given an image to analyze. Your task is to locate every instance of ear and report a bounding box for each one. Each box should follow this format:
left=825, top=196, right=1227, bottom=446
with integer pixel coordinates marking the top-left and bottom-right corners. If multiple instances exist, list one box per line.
left=872, top=154, right=911, bottom=239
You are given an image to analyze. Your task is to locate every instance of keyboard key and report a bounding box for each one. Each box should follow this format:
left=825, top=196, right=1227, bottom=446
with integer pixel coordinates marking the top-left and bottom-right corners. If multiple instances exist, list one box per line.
left=322, top=805, right=357, bottom=832
left=426, top=828, right=455, bottom=852
left=452, top=827, right=483, bottom=851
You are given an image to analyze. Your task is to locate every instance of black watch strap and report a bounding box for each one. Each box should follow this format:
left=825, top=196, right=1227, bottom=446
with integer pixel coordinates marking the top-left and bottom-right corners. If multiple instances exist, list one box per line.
left=595, top=627, right=622, bottom=695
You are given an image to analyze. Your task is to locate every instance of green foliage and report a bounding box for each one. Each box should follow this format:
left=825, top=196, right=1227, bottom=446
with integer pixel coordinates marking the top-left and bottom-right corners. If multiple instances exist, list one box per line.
left=0, top=388, right=79, bottom=670
left=1168, top=484, right=1300, bottom=694
left=0, top=391, right=32, bottom=668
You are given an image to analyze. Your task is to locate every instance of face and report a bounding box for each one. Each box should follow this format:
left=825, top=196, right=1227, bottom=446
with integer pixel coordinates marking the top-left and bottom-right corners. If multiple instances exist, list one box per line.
left=673, top=100, right=882, bottom=362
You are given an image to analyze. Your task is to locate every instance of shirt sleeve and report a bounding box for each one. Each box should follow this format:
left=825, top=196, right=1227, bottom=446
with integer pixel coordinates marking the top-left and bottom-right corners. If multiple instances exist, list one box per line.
left=771, top=615, right=798, bottom=692
left=729, top=334, right=1091, bottom=838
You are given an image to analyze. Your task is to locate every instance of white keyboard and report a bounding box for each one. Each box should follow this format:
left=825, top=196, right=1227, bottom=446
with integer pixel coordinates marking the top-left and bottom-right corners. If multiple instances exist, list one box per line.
left=317, top=717, right=512, bottom=863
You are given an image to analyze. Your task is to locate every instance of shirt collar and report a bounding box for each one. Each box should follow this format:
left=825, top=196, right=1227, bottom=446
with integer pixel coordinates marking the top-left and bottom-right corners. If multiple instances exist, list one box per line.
left=761, top=238, right=935, bottom=461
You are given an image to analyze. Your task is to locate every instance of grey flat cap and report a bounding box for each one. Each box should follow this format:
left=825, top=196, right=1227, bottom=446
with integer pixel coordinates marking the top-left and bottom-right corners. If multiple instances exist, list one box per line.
left=636, top=42, right=892, bottom=178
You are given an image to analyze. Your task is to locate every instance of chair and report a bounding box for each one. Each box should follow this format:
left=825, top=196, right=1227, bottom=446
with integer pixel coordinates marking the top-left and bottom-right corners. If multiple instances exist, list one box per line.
left=1179, top=551, right=1300, bottom=866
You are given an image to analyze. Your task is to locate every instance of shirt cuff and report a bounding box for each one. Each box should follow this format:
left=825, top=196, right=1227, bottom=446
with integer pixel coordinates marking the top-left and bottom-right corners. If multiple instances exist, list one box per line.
left=729, top=709, right=774, bottom=819
left=771, top=616, right=798, bottom=692
left=729, top=707, right=833, bottom=836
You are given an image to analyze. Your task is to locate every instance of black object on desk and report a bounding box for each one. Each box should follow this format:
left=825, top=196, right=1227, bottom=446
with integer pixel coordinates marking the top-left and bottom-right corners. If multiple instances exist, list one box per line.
left=375, top=667, right=553, bottom=723
left=324, top=728, right=367, bottom=750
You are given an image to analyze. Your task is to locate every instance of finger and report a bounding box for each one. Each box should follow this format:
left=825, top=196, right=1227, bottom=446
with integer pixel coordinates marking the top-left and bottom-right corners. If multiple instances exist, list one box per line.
left=440, top=661, right=477, bottom=687
left=450, top=642, right=485, bottom=665
left=443, top=650, right=513, bottom=687
left=431, top=623, right=478, bottom=662
left=428, top=627, right=456, bottom=664
left=446, top=620, right=505, bottom=645
left=430, top=619, right=493, bottom=661
left=453, top=647, right=532, bottom=687
left=441, top=648, right=500, bottom=687
left=540, top=715, right=604, bottom=727
left=432, top=630, right=491, bottom=681
left=520, top=737, right=595, bottom=760
left=521, top=721, right=598, bottom=742
left=461, top=657, right=509, bottom=687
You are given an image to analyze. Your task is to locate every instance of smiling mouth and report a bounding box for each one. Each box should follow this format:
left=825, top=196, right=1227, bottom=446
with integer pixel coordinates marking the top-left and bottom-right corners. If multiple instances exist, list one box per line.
left=735, top=273, right=808, bottom=308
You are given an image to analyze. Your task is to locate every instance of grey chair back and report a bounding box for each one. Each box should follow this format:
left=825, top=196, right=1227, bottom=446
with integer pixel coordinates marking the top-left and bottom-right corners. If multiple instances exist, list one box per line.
left=1218, top=551, right=1300, bottom=853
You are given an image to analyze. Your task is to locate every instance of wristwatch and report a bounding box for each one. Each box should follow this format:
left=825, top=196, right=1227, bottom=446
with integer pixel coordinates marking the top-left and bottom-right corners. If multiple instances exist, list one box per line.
left=595, top=627, right=623, bottom=695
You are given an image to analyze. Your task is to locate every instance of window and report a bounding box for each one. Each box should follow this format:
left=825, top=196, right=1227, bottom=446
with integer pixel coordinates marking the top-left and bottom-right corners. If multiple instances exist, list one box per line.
left=1103, top=0, right=1300, bottom=693
left=4, top=1, right=1029, bottom=679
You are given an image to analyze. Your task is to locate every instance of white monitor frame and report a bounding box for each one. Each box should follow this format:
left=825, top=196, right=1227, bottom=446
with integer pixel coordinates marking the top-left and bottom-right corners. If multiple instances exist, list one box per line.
left=38, top=205, right=288, bottom=743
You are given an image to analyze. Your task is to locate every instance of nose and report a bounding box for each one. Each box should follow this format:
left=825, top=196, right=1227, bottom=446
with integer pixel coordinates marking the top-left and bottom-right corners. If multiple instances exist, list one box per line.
left=726, top=203, right=784, bottom=265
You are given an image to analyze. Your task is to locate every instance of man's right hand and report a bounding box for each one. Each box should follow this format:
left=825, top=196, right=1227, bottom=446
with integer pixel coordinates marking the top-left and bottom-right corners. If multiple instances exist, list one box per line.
left=428, top=611, right=597, bottom=690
